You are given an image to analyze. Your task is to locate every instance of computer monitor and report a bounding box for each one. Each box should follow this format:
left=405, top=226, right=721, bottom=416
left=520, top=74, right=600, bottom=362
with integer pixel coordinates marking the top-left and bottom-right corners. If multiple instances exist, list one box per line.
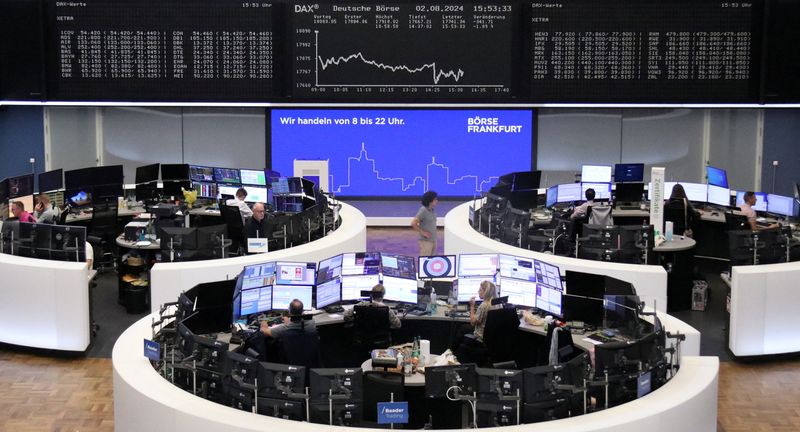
left=135, top=163, right=160, bottom=184
left=545, top=185, right=558, bottom=208
left=647, top=181, right=674, bottom=201
left=38, top=169, right=63, bottom=193
left=536, top=284, right=562, bottom=317
left=243, top=186, right=269, bottom=203
left=8, top=174, right=34, bottom=199
left=309, top=368, right=363, bottom=402
left=218, top=184, right=241, bottom=199
left=50, top=224, right=87, bottom=262
left=193, top=181, right=218, bottom=199
left=425, top=364, right=477, bottom=399
left=706, top=165, right=728, bottom=188
left=418, top=255, right=457, bottom=279
left=240, top=169, right=267, bottom=186
left=8, top=195, right=34, bottom=218
left=213, top=167, right=241, bottom=184
left=614, top=163, right=644, bottom=183
left=476, top=367, right=523, bottom=399
left=239, top=285, right=273, bottom=316
left=556, top=183, right=582, bottom=203
left=275, top=261, right=316, bottom=286
left=498, top=277, right=536, bottom=308
left=241, top=262, right=277, bottom=289
left=735, top=191, right=767, bottom=212
left=258, top=362, right=307, bottom=399
left=195, top=224, right=228, bottom=258
left=301, top=178, right=317, bottom=197
left=582, top=182, right=611, bottom=200
left=458, top=253, right=498, bottom=277
left=159, top=226, right=197, bottom=250
left=604, top=295, right=641, bottom=339
left=189, top=165, right=214, bottom=182
left=135, top=181, right=159, bottom=202
left=767, top=194, right=798, bottom=217
left=707, top=185, right=731, bottom=207
left=382, top=275, right=418, bottom=304
left=522, top=354, right=586, bottom=419
left=498, top=254, right=536, bottom=282
left=380, top=254, right=417, bottom=280
left=341, top=274, right=380, bottom=301
left=680, top=182, right=708, bottom=202
left=533, top=259, right=563, bottom=291
left=341, top=252, right=381, bottom=276
left=17, top=222, right=52, bottom=259
left=161, top=164, right=190, bottom=181
left=317, top=254, right=343, bottom=285
left=454, top=277, right=486, bottom=303
left=192, top=335, right=229, bottom=372
left=561, top=294, right=604, bottom=328
left=64, top=167, right=93, bottom=190
left=271, top=285, right=313, bottom=311
left=288, top=177, right=303, bottom=194
left=581, top=165, right=612, bottom=183
left=507, top=171, right=541, bottom=191
left=315, top=278, right=342, bottom=309
left=258, top=397, right=306, bottom=421
left=271, top=177, right=290, bottom=194
left=613, top=182, right=645, bottom=203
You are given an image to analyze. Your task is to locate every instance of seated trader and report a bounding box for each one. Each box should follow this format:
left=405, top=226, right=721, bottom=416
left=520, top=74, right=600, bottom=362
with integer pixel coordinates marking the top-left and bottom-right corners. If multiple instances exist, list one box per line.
left=570, top=188, right=595, bottom=220
left=664, top=183, right=701, bottom=236
left=245, top=202, right=274, bottom=239
left=226, top=187, right=253, bottom=223
left=343, top=283, right=402, bottom=329
left=739, top=191, right=779, bottom=231
left=260, top=299, right=317, bottom=339
left=469, top=280, right=501, bottom=342
left=33, top=194, right=58, bottom=224
left=10, top=201, right=36, bottom=223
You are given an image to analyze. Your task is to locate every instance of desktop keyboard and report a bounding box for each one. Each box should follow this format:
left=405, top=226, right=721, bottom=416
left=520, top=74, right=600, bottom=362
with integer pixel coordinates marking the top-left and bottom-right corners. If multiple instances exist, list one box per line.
left=618, top=206, right=643, bottom=211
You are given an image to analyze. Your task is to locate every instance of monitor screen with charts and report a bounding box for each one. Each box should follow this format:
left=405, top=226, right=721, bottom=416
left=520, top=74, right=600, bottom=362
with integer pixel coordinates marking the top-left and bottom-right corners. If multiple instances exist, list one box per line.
left=455, top=277, right=491, bottom=303
left=315, top=278, right=341, bottom=309
left=240, top=285, right=273, bottom=316
left=458, top=253, right=498, bottom=277
left=582, top=182, right=612, bottom=200
left=190, top=165, right=215, bottom=182
left=536, top=285, right=562, bottom=316
left=317, top=254, right=343, bottom=285
left=581, top=165, right=612, bottom=183
left=556, top=183, right=582, bottom=203
left=418, top=255, right=456, bottom=278
left=240, top=169, right=267, bottom=186
left=218, top=184, right=241, bottom=199
left=382, top=276, right=418, bottom=304
left=498, top=277, right=536, bottom=308
left=241, top=262, right=277, bottom=290
left=341, top=252, right=381, bottom=276
left=272, top=285, right=313, bottom=311
left=380, top=254, right=417, bottom=280
left=275, top=262, right=316, bottom=286
left=341, top=274, right=380, bottom=301
left=533, top=259, right=563, bottom=291
left=243, top=186, right=269, bottom=203
left=498, top=254, right=537, bottom=282
left=214, top=167, right=241, bottom=184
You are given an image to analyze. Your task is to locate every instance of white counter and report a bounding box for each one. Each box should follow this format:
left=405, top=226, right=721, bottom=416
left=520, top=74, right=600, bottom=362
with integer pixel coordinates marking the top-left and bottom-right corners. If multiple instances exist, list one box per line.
left=444, top=202, right=669, bottom=313
left=0, top=253, right=90, bottom=351
left=149, top=203, right=367, bottom=313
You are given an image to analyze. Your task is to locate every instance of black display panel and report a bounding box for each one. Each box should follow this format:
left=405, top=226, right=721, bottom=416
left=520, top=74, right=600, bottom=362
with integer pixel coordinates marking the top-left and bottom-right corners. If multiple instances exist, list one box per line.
left=527, top=0, right=763, bottom=102
left=45, top=0, right=277, bottom=102
left=289, top=2, right=518, bottom=101
left=762, top=0, right=800, bottom=102
left=0, top=0, right=45, bottom=101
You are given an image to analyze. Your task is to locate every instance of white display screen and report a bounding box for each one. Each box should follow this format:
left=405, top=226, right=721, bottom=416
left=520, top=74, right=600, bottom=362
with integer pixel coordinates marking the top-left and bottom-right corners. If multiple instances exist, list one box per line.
left=582, top=182, right=612, bottom=200
left=498, top=254, right=537, bottom=282
left=499, top=277, right=536, bottom=308
left=240, top=169, right=267, bottom=186
left=382, top=276, right=419, bottom=304
left=275, top=261, right=316, bottom=286
left=707, top=185, right=731, bottom=207
left=341, top=252, right=381, bottom=275
left=681, top=183, right=708, bottom=202
left=272, top=285, right=313, bottom=311
left=241, top=262, right=276, bottom=290
left=315, top=278, right=341, bottom=309
left=455, top=277, right=486, bottom=303
left=341, top=274, right=380, bottom=301
left=240, top=286, right=272, bottom=316
left=243, top=186, right=269, bottom=203
left=556, top=183, right=582, bottom=202
left=458, top=254, right=498, bottom=277
left=533, top=259, right=563, bottom=291
left=317, top=254, right=343, bottom=284
left=767, top=194, right=796, bottom=217
left=581, top=165, right=612, bottom=183
left=218, top=184, right=240, bottom=198
left=536, top=285, right=562, bottom=316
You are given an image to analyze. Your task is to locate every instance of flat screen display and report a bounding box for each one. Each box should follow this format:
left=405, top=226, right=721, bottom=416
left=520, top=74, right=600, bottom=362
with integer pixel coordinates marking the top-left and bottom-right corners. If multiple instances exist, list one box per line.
left=240, top=286, right=273, bottom=316
left=380, top=254, right=417, bottom=280
left=161, top=164, right=190, bottom=181
left=706, top=166, right=729, bottom=188
left=341, top=274, right=380, bottom=301
left=418, top=255, right=456, bottom=278
left=8, top=195, right=34, bottom=218
left=240, top=169, right=267, bottom=186
left=317, top=254, right=343, bottom=285
left=498, top=277, right=536, bottom=308
left=498, top=254, right=537, bottom=282
left=218, top=185, right=241, bottom=199
left=315, top=278, right=341, bottom=309
left=767, top=194, right=797, bottom=217
left=458, top=253, right=498, bottom=277
left=582, top=182, right=612, bottom=200
left=275, top=262, right=316, bottom=286
left=707, top=185, right=731, bottom=207
left=556, top=183, right=582, bottom=202
left=681, top=182, right=708, bottom=202
left=455, top=277, right=486, bottom=303
left=241, top=262, right=276, bottom=290
left=581, top=165, right=612, bottom=183
left=735, top=191, right=767, bottom=212
left=190, top=165, right=215, bottom=182
left=194, top=182, right=218, bottom=199
left=272, top=109, right=533, bottom=197
left=533, top=259, right=563, bottom=291
left=341, top=252, right=381, bottom=276
left=545, top=185, right=558, bottom=207
left=214, top=168, right=241, bottom=184
left=8, top=174, right=34, bottom=198
left=536, top=285, right=562, bottom=317
left=38, top=169, right=63, bottom=193
left=272, top=285, right=313, bottom=311
left=243, top=186, right=269, bottom=203
left=135, top=164, right=160, bottom=184
left=382, top=276, right=418, bottom=304
left=614, top=163, right=644, bottom=182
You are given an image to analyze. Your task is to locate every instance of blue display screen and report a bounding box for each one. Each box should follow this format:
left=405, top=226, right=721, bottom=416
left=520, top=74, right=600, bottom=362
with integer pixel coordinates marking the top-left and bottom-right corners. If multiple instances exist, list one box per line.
left=271, top=109, right=533, bottom=197
left=614, top=163, right=644, bottom=182
left=706, top=166, right=728, bottom=188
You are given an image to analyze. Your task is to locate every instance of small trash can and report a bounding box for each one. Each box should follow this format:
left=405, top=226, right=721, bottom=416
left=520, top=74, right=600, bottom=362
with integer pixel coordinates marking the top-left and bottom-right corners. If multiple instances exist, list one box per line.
left=124, top=285, right=148, bottom=314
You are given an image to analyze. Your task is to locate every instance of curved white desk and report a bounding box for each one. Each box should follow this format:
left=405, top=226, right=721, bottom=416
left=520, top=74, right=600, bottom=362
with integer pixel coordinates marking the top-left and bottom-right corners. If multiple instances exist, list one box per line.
left=730, top=261, right=800, bottom=356
left=0, top=252, right=90, bottom=351
left=114, top=314, right=715, bottom=432
left=444, top=202, right=669, bottom=313
left=149, top=203, right=367, bottom=313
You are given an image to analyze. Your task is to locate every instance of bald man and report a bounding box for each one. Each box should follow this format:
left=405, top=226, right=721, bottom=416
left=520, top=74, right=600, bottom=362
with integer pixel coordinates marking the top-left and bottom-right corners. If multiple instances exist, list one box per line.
left=245, top=202, right=274, bottom=239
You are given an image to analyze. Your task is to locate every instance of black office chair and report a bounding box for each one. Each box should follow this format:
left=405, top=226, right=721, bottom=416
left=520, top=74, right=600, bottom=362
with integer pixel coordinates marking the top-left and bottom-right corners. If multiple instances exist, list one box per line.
left=482, top=307, right=520, bottom=365
left=724, top=212, right=749, bottom=231
left=277, top=319, right=322, bottom=371
left=219, top=204, right=245, bottom=256
left=664, top=202, right=688, bottom=235
left=537, top=325, right=578, bottom=365
left=352, top=305, right=393, bottom=354
left=88, top=199, right=119, bottom=272
left=362, top=371, right=405, bottom=425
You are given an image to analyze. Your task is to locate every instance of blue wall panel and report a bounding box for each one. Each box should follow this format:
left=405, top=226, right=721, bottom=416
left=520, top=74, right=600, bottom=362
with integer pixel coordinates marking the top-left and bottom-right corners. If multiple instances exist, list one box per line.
left=0, top=106, right=45, bottom=184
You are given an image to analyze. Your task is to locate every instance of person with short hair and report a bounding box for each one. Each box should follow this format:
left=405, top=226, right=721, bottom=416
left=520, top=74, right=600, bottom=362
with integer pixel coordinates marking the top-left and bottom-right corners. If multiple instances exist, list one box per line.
left=10, top=201, right=36, bottom=223
left=570, top=188, right=595, bottom=220
left=245, top=202, right=273, bottom=239
left=343, top=283, right=402, bottom=329
left=33, top=194, right=58, bottom=224
left=412, top=190, right=439, bottom=256
left=226, top=187, right=253, bottom=222
left=260, top=299, right=317, bottom=338
left=469, top=280, right=501, bottom=342
left=739, top=191, right=779, bottom=231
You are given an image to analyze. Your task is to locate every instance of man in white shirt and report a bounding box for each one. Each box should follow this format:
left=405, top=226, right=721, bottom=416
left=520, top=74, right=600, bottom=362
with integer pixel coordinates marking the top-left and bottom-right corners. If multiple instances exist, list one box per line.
left=739, top=191, right=779, bottom=231
left=226, top=187, right=253, bottom=223
left=570, top=188, right=595, bottom=220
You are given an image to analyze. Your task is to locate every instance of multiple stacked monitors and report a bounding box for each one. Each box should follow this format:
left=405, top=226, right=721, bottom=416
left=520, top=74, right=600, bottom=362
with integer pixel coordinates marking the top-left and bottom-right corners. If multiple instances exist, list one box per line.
left=1, top=222, right=86, bottom=262
left=581, top=165, right=612, bottom=183
left=235, top=261, right=315, bottom=317
left=614, top=164, right=644, bottom=183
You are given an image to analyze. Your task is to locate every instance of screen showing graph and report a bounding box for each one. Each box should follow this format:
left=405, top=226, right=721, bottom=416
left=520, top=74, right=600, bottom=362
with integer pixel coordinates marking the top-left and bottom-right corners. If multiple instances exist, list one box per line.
left=289, top=2, right=517, bottom=101
left=271, top=109, right=533, bottom=197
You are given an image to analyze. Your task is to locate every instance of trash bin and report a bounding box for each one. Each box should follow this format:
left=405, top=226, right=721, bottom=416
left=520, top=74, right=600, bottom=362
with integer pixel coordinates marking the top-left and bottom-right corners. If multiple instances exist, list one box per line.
left=125, top=285, right=148, bottom=314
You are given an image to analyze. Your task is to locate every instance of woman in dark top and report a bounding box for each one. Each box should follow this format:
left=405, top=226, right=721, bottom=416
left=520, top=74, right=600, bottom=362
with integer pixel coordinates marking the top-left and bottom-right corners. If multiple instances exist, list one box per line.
left=664, top=183, right=701, bottom=235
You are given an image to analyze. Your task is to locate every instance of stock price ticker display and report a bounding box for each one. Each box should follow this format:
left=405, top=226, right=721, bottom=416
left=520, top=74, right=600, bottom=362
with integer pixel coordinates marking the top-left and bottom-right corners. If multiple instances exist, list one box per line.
left=289, top=2, right=518, bottom=101
left=528, top=0, right=762, bottom=102
left=271, top=109, right=533, bottom=197
left=47, top=0, right=276, bottom=101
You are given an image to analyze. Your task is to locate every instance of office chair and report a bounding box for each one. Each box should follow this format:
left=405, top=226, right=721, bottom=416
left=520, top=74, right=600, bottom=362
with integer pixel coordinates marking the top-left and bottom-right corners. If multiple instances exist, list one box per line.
left=352, top=305, right=393, bottom=354
left=362, top=371, right=405, bottom=424
left=277, top=321, right=322, bottom=372
left=663, top=201, right=688, bottom=235
left=219, top=204, right=245, bottom=256
left=540, top=325, right=578, bottom=365
left=482, top=307, right=521, bottom=364
left=587, top=205, right=613, bottom=227
left=724, top=212, right=749, bottom=231
left=270, top=213, right=293, bottom=250
left=88, top=199, right=119, bottom=272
